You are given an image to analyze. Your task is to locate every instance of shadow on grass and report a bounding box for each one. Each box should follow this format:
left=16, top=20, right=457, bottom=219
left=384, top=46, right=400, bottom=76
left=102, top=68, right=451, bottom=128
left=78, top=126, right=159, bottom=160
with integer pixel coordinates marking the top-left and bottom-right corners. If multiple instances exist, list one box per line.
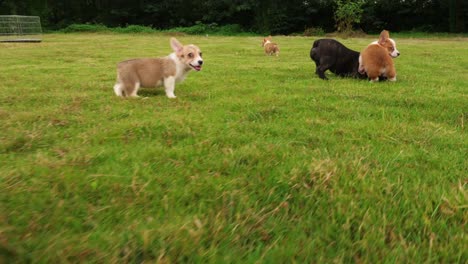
left=137, top=88, right=166, bottom=97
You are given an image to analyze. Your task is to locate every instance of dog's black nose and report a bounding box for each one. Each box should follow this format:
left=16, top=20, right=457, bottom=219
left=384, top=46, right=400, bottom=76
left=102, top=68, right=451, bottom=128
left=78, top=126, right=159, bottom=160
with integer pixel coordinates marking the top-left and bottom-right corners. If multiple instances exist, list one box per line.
left=397, top=52, right=400, bottom=56
left=198, top=60, right=203, bottom=65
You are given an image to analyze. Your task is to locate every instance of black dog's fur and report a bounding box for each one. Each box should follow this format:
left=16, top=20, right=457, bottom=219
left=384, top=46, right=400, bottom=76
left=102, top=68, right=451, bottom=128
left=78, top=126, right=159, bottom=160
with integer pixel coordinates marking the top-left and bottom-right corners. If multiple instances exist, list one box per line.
left=310, top=39, right=365, bottom=80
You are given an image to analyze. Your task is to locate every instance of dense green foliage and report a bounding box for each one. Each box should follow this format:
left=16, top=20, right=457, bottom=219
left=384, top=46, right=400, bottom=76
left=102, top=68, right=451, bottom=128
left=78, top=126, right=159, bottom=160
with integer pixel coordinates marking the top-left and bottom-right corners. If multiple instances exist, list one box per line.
left=0, top=0, right=466, bottom=33
left=334, top=0, right=365, bottom=33
left=58, top=23, right=253, bottom=36
left=0, top=33, right=466, bottom=262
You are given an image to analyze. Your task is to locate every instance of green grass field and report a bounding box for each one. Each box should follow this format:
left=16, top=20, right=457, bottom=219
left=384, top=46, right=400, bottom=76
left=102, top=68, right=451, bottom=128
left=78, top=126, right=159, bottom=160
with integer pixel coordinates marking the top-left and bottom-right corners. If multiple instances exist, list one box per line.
left=1, top=33, right=467, bottom=263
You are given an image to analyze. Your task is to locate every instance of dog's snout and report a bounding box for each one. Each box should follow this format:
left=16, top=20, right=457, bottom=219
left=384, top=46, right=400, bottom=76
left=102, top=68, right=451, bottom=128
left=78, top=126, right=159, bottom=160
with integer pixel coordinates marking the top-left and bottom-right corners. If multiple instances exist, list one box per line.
left=397, top=52, right=400, bottom=56
left=198, top=60, right=203, bottom=65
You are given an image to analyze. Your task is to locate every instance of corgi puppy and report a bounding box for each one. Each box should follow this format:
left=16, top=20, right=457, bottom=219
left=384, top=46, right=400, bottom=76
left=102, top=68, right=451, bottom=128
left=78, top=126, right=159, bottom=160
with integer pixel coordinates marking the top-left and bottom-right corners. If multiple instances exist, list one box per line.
left=262, top=36, right=280, bottom=56
left=113, top=37, right=203, bottom=98
left=358, top=30, right=400, bottom=82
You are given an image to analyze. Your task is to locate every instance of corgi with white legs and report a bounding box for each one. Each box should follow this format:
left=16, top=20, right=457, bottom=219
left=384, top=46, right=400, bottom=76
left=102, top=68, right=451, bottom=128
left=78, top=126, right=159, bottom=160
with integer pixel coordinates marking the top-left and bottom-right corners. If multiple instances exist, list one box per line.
left=113, top=38, right=203, bottom=98
left=359, top=30, right=400, bottom=82
left=262, top=36, right=280, bottom=56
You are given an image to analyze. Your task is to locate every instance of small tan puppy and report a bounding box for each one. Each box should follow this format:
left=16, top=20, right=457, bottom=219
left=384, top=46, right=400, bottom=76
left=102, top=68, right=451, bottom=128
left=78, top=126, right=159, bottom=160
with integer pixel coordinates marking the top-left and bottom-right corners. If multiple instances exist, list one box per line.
left=113, top=38, right=203, bottom=98
left=262, top=36, right=280, bottom=56
left=358, top=30, right=400, bottom=82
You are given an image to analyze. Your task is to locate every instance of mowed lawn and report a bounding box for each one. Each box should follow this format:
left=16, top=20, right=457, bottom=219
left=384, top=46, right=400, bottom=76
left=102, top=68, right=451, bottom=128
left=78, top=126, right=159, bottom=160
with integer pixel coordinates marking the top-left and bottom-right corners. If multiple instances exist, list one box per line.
left=0, top=33, right=466, bottom=263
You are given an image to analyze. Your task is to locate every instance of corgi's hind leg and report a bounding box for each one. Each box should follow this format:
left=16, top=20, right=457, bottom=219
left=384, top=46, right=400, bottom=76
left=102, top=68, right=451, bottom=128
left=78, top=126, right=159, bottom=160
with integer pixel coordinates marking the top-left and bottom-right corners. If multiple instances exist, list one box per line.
left=128, top=82, right=140, bottom=97
left=113, top=83, right=124, bottom=97
left=366, top=69, right=380, bottom=83
left=113, top=74, right=125, bottom=96
left=114, top=70, right=125, bottom=97
left=387, top=67, right=397, bottom=82
left=114, top=73, right=139, bottom=97
left=114, top=81, right=140, bottom=97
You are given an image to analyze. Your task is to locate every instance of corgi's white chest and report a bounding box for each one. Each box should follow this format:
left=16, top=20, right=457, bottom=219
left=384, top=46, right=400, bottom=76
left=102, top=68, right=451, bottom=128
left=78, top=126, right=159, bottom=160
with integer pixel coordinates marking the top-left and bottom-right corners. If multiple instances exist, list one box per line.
left=167, top=53, right=188, bottom=83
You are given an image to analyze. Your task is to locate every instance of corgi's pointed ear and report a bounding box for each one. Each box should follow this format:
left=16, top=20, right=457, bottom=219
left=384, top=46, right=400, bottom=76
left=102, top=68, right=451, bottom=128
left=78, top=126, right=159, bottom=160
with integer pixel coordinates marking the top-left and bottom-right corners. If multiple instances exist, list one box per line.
left=378, top=30, right=389, bottom=45
left=170, top=38, right=183, bottom=53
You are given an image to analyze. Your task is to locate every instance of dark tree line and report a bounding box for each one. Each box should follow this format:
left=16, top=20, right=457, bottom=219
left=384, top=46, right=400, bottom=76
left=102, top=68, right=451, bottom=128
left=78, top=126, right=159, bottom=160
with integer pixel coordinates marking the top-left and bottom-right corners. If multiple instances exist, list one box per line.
left=0, top=0, right=466, bottom=33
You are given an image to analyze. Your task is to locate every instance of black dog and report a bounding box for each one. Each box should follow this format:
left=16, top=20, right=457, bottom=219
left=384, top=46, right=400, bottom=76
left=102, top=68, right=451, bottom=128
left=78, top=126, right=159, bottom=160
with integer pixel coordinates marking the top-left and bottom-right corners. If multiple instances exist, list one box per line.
left=310, top=39, right=365, bottom=80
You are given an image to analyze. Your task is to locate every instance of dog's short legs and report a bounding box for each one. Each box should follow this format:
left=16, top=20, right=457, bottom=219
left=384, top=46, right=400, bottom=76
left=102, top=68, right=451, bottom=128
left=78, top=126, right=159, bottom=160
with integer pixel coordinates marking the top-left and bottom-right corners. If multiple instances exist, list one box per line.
left=317, top=57, right=333, bottom=80
left=316, top=65, right=329, bottom=80
left=317, top=70, right=328, bottom=80
left=387, top=68, right=397, bottom=82
left=164, top=77, right=177, bottom=98
left=113, top=83, right=123, bottom=96
left=128, top=82, right=140, bottom=97
left=367, top=69, right=380, bottom=83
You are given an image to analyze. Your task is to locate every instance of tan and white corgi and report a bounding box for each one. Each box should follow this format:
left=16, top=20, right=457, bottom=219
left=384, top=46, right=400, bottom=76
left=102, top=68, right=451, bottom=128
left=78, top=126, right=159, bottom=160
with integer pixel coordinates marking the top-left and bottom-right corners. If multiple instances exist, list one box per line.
left=113, top=38, right=203, bottom=98
left=358, top=30, right=400, bottom=82
left=262, top=36, right=280, bottom=56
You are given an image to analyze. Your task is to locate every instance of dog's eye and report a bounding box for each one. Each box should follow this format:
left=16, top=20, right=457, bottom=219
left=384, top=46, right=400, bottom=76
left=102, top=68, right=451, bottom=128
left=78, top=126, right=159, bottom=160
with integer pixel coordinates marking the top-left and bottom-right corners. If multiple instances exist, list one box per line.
left=199, top=52, right=203, bottom=57
left=188, top=53, right=194, bottom=58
